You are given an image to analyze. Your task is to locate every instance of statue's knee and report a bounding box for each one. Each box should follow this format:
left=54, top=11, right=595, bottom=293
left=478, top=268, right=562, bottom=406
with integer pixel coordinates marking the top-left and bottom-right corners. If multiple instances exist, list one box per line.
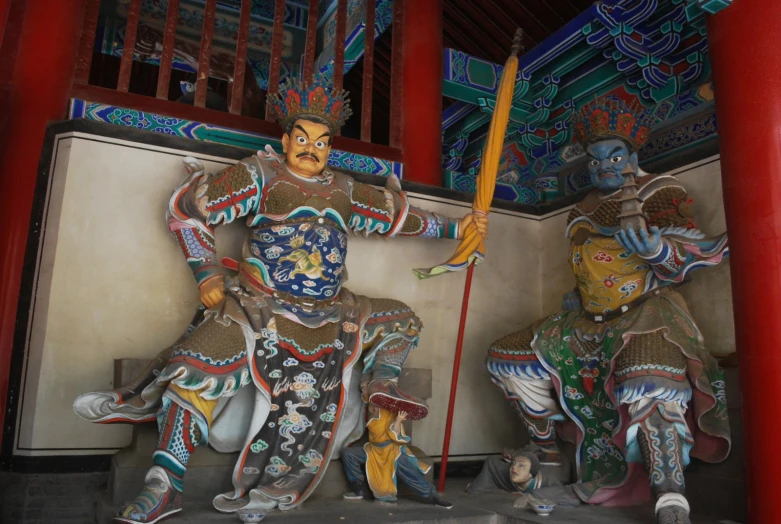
left=369, top=298, right=414, bottom=317
left=488, top=326, right=535, bottom=354
left=615, top=374, right=692, bottom=407
left=615, top=333, right=690, bottom=406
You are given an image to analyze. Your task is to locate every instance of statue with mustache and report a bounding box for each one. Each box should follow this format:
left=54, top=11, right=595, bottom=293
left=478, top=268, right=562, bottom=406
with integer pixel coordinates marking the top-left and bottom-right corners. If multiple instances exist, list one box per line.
left=73, top=75, right=487, bottom=523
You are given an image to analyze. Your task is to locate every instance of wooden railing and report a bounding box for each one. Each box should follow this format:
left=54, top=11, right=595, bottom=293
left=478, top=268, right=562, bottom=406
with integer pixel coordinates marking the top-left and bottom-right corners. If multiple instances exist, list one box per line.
left=71, top=0, right=402, bottom=161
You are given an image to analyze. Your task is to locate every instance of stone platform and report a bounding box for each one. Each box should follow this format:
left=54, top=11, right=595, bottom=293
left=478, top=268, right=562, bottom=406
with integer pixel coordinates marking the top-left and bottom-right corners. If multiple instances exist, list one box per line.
left=98, top=431, right=434, bottom=523
left=99, top=364, right=436, bottom=523
left=99, top=479, right=738, bottom=524
left=93, top=363, right=744, bottom=524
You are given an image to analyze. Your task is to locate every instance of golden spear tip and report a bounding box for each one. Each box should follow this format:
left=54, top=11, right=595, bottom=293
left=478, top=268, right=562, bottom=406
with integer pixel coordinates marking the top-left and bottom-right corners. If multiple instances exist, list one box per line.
left=511, top=28, right=524, bottom=57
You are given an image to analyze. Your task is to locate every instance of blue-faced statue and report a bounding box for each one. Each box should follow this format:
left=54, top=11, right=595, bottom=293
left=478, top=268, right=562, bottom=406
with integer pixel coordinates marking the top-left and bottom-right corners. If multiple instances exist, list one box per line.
left=585, top=137, right=639, bottom=194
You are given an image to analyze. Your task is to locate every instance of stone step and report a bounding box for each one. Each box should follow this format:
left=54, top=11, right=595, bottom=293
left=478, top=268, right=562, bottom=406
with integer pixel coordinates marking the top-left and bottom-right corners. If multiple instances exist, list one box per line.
left=106, top=425, right=433, bottom=509
left=96, top=478, right=738, bottom=524
left=107, top=364, right=436, bottom=513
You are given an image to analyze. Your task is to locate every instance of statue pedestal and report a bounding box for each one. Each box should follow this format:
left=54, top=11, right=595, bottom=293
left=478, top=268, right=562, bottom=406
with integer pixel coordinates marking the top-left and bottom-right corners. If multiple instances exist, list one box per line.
left=97, top=361, right=433, bottom=523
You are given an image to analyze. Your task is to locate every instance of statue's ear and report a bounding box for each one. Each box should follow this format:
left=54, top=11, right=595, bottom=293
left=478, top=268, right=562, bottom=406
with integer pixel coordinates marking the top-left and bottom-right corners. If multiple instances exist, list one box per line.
left=281, top=133, right=289, bottom=154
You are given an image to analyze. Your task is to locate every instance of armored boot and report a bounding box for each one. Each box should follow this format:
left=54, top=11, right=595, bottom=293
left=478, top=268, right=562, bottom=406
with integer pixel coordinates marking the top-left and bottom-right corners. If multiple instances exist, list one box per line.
left=114, top=466, right=183, bottom=524
left=655, top=495, right=691, bottom=524
left=636, top=408, right=691, bottom=524
left=115, top=395, right=208, bottom=523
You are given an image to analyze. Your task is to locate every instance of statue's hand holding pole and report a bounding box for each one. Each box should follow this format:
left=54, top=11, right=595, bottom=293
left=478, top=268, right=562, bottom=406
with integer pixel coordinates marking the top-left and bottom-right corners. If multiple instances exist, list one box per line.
left=459, top=211, right=489, bottom=240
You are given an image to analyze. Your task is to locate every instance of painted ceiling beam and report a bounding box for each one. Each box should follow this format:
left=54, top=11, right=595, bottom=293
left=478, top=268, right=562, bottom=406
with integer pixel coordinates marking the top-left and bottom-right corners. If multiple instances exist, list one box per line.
left=441, top=0, right=730, bottom=204
left=442, top=101, right=476, bottom=132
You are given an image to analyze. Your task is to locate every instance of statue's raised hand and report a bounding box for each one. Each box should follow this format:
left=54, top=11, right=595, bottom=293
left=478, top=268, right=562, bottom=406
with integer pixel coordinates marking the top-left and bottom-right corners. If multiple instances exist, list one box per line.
left=200, top=276, right=226, bottom=308
left=614, top=226, right=662, bottom=258
left=460, top=212, right=489, bottom=239
left=562, top=290, right=581, bottom=311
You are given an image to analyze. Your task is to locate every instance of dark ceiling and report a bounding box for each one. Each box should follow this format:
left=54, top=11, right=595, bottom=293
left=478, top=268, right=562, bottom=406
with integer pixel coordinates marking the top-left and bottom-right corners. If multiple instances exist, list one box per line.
left=342, top=0, right=595, bottom=144
left=443, top=0, right=595, bottom=63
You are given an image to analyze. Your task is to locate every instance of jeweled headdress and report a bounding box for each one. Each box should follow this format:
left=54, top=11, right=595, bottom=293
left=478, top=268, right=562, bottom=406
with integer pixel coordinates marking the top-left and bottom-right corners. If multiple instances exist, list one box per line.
left=571, top=95, right=654, bottom=150
left=267, top=74, right=353, bottom=133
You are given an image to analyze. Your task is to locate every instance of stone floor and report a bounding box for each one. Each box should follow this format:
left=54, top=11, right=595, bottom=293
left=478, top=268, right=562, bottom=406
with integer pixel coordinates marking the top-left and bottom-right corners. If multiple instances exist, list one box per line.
left=148, top=479, right=740, bottom=524
left=0, top=471, right=743, bottom=524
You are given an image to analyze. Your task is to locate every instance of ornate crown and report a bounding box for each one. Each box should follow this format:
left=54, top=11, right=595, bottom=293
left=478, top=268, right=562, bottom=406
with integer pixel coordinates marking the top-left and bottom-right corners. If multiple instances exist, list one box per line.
left=267, top=74, right=353, bottom=133
left=571, top=95, right=654, bottom=150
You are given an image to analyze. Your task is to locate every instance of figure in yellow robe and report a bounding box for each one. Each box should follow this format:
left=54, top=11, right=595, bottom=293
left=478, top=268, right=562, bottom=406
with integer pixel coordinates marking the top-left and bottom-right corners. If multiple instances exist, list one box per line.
left=341, top=404, right=452, bottom=508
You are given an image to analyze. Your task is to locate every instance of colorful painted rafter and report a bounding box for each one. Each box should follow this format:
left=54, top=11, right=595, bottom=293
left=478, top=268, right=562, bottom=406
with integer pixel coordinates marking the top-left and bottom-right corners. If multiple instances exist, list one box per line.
left=69, top=98, right=403, bottom=179
left=442, top=0, right=729, bottom=204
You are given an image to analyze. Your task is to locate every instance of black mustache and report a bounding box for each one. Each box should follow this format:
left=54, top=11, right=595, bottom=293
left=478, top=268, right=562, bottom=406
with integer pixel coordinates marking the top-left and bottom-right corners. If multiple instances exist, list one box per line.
left=296, top=152, right=320, bottom=162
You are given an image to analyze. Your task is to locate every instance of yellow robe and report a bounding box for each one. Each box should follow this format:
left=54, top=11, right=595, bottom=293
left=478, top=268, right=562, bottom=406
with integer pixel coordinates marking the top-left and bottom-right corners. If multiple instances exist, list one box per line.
left=364, top=408, right=431, bottom=500
left=569, top=221, right=650, bottom=315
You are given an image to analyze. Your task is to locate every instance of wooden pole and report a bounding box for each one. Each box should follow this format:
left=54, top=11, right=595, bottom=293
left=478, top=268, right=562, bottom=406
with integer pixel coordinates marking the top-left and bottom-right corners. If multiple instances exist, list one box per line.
left=437, top=263, right=475, bottom=492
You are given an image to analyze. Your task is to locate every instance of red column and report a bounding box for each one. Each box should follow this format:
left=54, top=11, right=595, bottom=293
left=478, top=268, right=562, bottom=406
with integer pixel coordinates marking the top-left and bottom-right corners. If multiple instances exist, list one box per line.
left=401, top=0, right=443, bottom=186
left=0, top=0, right=85, bottom=449
left=0, top=0, right=11, bottom=45
left=708, top=2, right=781, bottom=522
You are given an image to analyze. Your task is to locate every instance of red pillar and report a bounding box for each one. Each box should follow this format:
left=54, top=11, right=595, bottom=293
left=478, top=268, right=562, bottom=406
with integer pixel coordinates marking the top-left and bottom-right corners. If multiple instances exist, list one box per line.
left=708, top=2, right=781, bottom=522
left=401, top=0, right=443, bottom=186
left=0, top=0, right=85, bottom=449
left=0, top=0, right=11, bottom=45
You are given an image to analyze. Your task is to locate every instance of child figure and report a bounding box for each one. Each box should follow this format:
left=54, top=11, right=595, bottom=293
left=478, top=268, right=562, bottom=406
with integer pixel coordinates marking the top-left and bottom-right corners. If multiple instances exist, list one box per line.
left=340, top=380, right=452, bottom=508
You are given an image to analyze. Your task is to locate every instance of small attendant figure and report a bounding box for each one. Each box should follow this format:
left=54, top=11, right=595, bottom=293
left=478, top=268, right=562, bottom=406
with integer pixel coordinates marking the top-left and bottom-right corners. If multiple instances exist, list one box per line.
left=467, top=451, right=549, bottom=495
left=467, top=451, right=579, bottom=509
left=340, top=381, right=452, bottom=508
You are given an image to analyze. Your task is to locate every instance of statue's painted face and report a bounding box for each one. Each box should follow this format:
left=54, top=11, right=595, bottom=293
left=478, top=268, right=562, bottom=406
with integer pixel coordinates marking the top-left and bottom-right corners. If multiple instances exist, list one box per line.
left=509, top=456, right=533, bottom=485
left=585, top=138, right=637, bottom=193
left=282, top=118, right=332, bottom=177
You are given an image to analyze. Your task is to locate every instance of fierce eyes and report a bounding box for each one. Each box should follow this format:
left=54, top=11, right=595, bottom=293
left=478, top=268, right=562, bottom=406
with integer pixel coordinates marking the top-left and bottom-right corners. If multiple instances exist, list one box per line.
left=294, top=136, right=328, bottom=149
left=589, top=156, right=623, bottom=166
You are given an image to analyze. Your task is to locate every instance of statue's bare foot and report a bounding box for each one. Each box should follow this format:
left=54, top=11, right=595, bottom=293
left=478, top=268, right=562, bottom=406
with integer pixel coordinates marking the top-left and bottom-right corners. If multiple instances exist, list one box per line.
left=656, top=505, right=691, bottom=524
left=114, top=467, right=182, bottom=524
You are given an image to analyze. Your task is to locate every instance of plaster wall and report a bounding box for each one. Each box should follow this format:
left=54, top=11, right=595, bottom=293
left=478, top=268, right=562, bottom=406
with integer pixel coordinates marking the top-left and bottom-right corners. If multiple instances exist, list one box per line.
left=14, top=133, right=531, bottom=458
left=13, top=136, right=733, bottom=462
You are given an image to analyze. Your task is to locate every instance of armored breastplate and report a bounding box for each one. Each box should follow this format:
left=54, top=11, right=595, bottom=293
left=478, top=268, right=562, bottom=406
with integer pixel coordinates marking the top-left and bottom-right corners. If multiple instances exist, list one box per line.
left=260, top=172, right=352, bottom=224
left=247, top=219, right=347, bottom=302
left=239, top=170, right=354, bottom=307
